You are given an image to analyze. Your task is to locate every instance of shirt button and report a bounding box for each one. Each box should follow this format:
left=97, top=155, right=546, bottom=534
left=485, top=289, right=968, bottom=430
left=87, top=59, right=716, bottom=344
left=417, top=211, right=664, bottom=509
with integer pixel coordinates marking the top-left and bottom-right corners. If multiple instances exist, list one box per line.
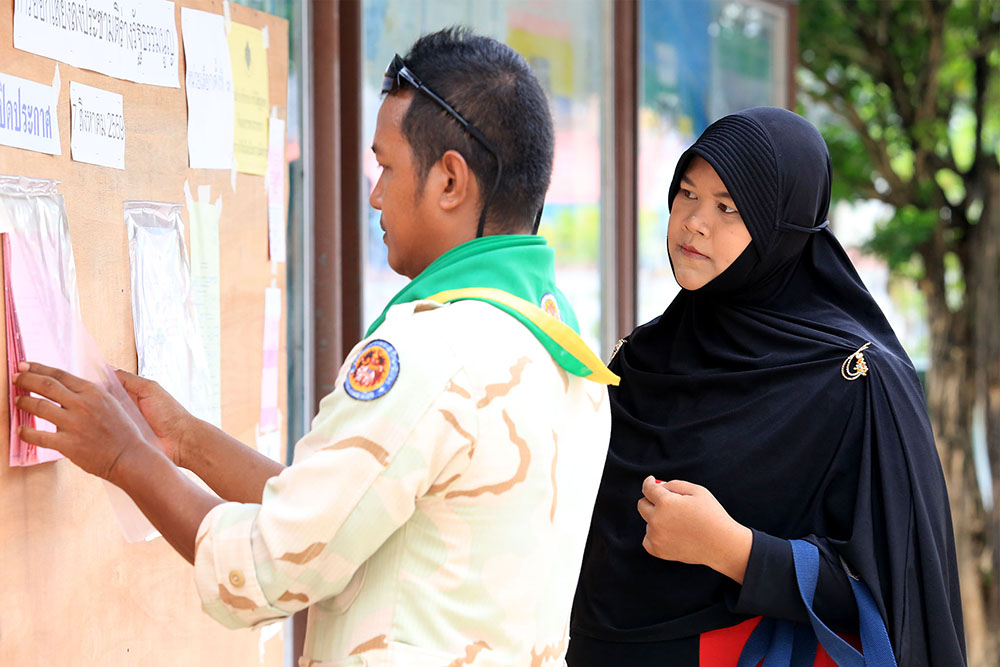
left=229, top=570, right=245, bottom=588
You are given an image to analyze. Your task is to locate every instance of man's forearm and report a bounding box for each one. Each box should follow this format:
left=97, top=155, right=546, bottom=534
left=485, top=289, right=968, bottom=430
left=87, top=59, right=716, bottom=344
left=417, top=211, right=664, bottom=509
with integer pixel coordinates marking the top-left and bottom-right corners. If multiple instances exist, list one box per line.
left=180, top=419, right=286, bottom=503
left=111, top=445, right=222, bottom=564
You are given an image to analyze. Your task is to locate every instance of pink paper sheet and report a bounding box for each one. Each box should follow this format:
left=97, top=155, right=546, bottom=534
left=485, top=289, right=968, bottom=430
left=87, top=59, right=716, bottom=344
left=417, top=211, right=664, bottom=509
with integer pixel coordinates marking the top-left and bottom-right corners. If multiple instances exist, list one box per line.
left=259, top=286, right=281, bottom=433
left=3, top=186, right=79, bottom=465
left=2, top=177, right=159, bottom=540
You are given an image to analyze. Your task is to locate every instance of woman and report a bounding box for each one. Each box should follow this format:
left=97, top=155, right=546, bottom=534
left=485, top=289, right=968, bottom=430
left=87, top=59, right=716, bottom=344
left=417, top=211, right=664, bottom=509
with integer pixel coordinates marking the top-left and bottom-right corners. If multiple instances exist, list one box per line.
left=568, top=107, right=965, bottom=666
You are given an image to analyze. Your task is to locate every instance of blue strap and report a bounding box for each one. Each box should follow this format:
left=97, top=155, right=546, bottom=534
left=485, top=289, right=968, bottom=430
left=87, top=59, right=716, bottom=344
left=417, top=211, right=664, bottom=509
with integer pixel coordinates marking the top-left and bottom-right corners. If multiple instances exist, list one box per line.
left=737, top=618, right=775, bottom=667
left=791, top=539, right=897, bottom=667
left=764, top=620, right=795, bottom=667
left=790, top=623, right=819, bottom=667
left=738, top=540, right=897, bottom=667
left=845, top=561, right=897, bottom=666
left=738, top=619, right=817, bottom=667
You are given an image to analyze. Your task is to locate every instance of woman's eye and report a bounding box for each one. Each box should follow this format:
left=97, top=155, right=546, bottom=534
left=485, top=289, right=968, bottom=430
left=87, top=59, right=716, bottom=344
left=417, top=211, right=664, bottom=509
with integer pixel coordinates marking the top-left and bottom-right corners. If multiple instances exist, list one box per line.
left=681, top=188, right=697, bottom=200
left=718, top=202, right=737, bottom=214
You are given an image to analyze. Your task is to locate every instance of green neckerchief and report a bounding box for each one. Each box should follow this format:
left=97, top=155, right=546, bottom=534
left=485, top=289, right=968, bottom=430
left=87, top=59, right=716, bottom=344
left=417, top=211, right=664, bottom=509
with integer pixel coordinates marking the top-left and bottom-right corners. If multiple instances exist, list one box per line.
left=366, top=235, right=593, bottom=377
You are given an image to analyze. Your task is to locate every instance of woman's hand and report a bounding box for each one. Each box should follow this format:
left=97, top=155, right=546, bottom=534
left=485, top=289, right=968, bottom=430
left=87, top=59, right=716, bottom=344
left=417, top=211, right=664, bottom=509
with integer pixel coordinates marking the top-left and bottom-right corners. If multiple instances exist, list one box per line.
left=114, top=369, right=195, bottom=467
left=13, top=361, right=155, bottom=483
left=637, top=476, right=753, bottom=583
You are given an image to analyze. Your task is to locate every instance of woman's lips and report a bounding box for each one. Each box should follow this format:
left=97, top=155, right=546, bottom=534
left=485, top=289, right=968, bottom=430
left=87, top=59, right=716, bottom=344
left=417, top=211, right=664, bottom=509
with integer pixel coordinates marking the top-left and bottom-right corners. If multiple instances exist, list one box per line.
left=679, top=244, right=709, bottom=259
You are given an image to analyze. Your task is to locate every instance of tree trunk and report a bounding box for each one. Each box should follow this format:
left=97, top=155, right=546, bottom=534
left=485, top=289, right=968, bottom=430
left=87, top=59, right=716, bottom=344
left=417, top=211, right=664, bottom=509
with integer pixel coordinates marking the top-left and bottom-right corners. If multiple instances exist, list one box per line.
left=969, top=164, right=1000, bottom=665
left=922, top=210, right=997, bottom=665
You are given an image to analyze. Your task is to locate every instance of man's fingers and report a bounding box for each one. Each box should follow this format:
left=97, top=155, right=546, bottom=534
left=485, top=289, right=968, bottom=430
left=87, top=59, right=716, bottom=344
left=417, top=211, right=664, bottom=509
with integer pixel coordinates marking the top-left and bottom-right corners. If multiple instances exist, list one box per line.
left=115, top=369, right=150, bottom=398
left=15, top=395, right=67, bottom=426
left=17, top=425, right=62, bottom=451
left=18, top=361, right=90, bottom=392
left=13, top=370, right=75, bottom=406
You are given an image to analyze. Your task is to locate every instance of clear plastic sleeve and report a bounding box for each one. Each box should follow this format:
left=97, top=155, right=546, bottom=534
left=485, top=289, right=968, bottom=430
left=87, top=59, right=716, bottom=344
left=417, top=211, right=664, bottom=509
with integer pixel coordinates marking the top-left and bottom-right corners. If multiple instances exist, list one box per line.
left=125, top=201, right=211, bottom=423
left=2, top=175, right=158, bottom=540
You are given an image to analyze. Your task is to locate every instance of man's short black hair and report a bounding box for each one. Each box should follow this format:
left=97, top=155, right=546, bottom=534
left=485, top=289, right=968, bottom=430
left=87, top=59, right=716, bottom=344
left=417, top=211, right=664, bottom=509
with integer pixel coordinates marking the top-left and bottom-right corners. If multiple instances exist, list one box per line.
left=393, top=27, right=554, bottom=234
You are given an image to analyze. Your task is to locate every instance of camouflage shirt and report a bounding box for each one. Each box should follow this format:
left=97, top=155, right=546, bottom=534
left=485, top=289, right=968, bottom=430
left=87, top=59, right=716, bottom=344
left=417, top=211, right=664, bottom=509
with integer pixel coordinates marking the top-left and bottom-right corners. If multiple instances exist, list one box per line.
left=194, top=299, right=611, bottom=666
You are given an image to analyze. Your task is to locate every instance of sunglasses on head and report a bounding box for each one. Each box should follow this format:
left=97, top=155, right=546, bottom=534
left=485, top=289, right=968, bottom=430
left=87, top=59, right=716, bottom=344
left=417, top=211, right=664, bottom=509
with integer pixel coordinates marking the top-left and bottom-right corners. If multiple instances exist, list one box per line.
left=382, top=54, right=544, bottom=236
left=383, top=54, right=500, bottom=237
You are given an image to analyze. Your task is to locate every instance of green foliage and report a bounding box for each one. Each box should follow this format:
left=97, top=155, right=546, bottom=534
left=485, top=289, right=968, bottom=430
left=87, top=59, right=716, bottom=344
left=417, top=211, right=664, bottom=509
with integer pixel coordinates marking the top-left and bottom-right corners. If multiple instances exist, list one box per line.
left=820, top=123, right=877, bottom=201
left=799, top=0, right=999, bottom=276
left=864, top=205, right=938, bottom=272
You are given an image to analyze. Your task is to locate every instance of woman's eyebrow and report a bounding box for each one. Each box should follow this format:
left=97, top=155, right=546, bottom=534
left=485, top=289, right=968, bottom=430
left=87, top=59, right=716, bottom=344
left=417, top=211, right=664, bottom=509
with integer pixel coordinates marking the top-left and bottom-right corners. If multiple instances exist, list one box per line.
left=681, top=175, right=732, bottom=200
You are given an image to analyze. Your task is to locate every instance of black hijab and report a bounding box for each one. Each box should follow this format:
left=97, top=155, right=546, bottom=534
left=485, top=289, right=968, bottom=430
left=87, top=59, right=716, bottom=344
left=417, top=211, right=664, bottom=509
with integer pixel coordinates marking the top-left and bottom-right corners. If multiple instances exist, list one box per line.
left=572, top=107, right=965, bottom=665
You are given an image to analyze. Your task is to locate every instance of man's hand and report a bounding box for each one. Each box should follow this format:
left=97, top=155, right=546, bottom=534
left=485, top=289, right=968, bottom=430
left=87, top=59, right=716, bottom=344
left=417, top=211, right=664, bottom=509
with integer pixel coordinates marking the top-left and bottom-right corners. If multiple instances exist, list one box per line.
left=637, top=476, right=753, bottom=584
left=13, top=361, right=153, bottom=483
left=115, top=369, right=194, bottom=467
left=14, top=361, right=225, bottom=564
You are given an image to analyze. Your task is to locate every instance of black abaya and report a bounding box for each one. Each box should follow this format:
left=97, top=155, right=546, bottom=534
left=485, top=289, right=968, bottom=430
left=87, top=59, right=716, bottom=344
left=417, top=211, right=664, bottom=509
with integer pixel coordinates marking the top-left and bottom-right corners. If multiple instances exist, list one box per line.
left=569, top=107, right=965, bottom=667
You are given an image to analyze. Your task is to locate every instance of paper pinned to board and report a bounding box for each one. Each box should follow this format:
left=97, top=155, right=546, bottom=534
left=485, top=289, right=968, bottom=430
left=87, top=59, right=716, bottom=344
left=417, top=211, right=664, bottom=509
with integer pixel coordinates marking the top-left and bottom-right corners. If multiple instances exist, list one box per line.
left=259, top=286, right=281, bottom=436
left=228, top=22, right=269, bottom=175
left=258, top=619, right=283, bottom=663
left=2, top=176, right=78, bottom=466
left=125, top=200, right=214, bottom=425
left=69, top=81, right=125, bottom=170
left=1, top=176, right=159, bottom=541
left=181, top=7, right=235, bottom=170
left=185, top=181, right=223, bottom=427
left=0, top=68, right=61, bottom=155
left=13, top=0, right=179, bottom=88
left=266, top=111, right=286, bottom=262
left=255, top=414, right=282, bottom=464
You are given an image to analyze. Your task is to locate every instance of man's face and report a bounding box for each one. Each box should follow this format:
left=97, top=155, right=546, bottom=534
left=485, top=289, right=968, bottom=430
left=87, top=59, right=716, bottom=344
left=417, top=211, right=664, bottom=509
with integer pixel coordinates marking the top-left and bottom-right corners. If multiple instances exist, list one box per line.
left=667, top=156, right=752, bottom=291
left=369, top=93, right=447, bottom=279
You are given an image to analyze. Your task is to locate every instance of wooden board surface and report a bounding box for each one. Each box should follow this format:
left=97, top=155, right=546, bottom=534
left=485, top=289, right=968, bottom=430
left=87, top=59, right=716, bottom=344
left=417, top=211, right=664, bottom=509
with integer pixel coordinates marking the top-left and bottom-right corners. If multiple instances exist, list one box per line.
left=0, top=1, right=288, bottom=664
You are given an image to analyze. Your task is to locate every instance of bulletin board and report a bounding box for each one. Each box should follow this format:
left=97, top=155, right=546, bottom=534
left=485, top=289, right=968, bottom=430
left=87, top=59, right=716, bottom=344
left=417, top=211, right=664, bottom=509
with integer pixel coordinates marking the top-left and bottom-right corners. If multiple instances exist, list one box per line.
left=0, top=1, right=288, bottom=664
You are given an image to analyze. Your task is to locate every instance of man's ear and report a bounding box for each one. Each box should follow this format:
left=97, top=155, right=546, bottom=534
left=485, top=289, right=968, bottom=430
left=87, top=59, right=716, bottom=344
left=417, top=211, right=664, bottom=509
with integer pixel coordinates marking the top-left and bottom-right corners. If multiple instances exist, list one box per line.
left=435, top=149, right=476, bottom=212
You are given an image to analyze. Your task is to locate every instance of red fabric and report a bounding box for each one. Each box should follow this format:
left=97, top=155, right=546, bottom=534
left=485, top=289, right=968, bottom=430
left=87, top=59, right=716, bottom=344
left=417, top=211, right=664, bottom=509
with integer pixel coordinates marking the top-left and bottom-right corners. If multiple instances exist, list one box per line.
left=699, top=617, right=860, bottom=666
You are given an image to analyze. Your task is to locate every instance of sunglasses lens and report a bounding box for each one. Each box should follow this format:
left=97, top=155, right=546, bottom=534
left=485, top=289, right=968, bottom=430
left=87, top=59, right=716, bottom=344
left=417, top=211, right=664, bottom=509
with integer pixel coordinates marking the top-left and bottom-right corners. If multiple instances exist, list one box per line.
left=381, top=72, right=395, bottom=94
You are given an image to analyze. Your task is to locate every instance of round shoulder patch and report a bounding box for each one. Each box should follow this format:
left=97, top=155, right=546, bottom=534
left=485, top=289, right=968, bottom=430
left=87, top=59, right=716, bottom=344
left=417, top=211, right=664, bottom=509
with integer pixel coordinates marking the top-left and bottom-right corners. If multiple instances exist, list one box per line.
left=540, top=292, right=561, bottom=321
left=344, top=339, right=400, bottom=401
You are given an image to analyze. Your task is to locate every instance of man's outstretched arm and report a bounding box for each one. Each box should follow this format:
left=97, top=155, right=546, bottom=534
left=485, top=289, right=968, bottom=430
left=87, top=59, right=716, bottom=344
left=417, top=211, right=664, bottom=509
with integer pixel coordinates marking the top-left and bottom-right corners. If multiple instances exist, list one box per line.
left=14, top=362, right=222, bottom=563
left=115, top=369, right=284, bottom=503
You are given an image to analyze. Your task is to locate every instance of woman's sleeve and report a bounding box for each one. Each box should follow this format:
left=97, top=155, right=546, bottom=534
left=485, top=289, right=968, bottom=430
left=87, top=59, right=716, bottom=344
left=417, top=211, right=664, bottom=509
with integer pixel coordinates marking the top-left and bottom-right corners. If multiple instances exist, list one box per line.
left=729, top=529, right=859, bottom=634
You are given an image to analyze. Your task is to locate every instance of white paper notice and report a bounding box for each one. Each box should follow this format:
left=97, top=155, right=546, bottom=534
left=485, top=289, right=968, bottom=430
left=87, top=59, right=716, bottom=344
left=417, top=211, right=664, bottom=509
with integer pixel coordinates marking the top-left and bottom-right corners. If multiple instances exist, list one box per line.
left=266, top=115, right=286, bottom=261
left=184, top=181, right=223, bottom=427
left=70, top=82, right=125, bottom=170
left=13, top=0, right=179, bottom=88
left=181, top=8, right=235, bottom=169
left=259, top=286, right=281, bottom=434
left=0, top=69, right=61, bottom=155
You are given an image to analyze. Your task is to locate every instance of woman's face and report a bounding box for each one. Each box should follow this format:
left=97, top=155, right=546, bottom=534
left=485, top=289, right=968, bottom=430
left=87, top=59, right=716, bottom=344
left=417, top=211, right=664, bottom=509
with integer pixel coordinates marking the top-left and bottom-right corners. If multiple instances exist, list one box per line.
left=667, top=156, right=752, bottom=291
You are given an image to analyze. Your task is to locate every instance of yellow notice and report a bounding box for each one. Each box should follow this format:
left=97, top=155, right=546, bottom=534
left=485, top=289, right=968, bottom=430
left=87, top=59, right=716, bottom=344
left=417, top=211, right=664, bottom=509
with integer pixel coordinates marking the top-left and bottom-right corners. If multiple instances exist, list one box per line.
left=228, top=22, right=269, bottom=175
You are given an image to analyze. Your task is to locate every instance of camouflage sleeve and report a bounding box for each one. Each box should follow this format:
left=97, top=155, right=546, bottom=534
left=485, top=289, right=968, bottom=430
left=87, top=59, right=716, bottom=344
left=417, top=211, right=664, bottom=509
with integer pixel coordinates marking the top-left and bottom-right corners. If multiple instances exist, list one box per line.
left=192, top=310, right=478, bottom=629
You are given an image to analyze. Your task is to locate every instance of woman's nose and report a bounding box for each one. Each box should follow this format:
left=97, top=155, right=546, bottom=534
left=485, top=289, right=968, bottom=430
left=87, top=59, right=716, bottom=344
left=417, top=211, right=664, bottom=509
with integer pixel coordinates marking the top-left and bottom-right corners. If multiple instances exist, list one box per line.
left=684, top=210, right=709, bottom=236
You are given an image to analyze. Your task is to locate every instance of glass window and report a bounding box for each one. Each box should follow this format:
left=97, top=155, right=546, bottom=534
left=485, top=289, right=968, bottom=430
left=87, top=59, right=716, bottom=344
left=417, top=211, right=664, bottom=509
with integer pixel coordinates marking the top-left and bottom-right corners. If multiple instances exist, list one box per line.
left=361, top=0, right=610, bottom=353
left=636, top=0, right=788, bottom=325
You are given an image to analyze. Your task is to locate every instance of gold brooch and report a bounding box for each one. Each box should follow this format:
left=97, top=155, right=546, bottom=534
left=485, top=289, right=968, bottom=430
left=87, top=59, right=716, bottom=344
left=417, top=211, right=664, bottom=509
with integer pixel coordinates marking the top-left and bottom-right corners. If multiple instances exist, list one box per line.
left=609, top=338, right=626, bottom=363
left=841, top=342, right=872, bottom=381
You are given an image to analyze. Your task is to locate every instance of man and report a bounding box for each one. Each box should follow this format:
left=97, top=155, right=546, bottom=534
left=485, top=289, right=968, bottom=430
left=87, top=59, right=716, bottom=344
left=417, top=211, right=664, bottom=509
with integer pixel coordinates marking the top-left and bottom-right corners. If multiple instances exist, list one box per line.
left=14, top=28, right=616, bottom=665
